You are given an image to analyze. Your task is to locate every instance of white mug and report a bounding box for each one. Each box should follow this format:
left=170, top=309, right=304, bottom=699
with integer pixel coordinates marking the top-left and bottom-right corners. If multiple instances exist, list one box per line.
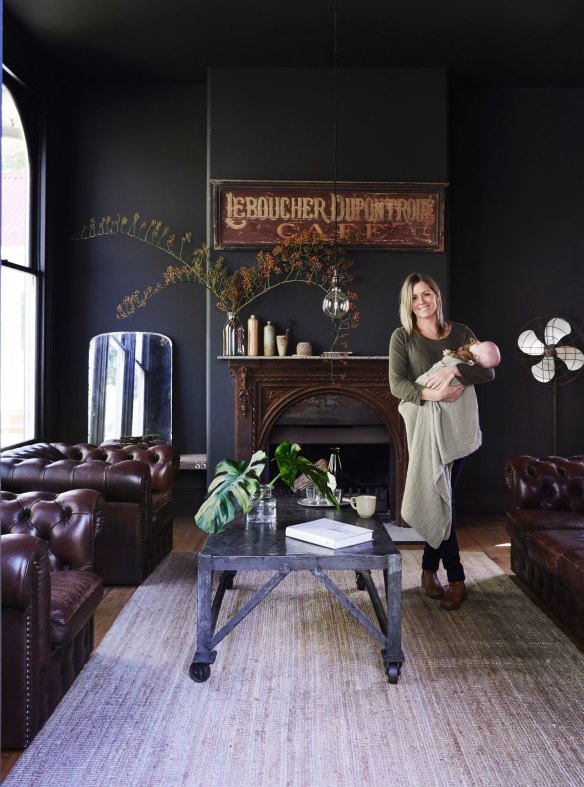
left=350, top=495, right=376, bottom=518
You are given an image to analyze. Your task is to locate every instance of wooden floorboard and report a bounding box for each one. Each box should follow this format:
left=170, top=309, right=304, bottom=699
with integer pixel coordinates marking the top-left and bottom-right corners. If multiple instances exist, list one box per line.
left=3, top=515, right=580, bottom=781
left=94, top=587, right=137, bottom=648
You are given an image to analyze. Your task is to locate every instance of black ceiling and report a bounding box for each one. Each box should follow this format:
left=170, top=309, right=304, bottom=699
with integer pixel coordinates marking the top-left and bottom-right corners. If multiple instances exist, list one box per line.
left=5, top=0, right=584, bottom=86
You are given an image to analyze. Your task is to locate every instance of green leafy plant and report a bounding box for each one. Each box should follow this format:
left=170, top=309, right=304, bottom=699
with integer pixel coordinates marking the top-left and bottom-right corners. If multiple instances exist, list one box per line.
left=195, top=441, right=338, bottom=534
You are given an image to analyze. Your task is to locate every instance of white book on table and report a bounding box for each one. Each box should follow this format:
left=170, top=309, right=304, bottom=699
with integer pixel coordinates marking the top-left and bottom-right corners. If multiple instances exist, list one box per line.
left=285, top=518, right=373, bottom=549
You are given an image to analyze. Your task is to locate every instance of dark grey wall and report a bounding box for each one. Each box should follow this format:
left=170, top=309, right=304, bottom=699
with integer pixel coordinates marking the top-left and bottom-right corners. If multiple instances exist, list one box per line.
left=451, top=86, right=584, bottom=511
left=50, top=85, right=208, bottom=453
left=207, top=67, right=449, bottom=474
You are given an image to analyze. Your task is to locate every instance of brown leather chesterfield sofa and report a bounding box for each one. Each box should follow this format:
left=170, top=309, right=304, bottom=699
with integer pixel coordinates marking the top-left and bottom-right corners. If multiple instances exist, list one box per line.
left=1, top=489, right=104, bottom=748
left=505, top=454, right=584, bottom=642
left=0, top=441, right=178, bottom=585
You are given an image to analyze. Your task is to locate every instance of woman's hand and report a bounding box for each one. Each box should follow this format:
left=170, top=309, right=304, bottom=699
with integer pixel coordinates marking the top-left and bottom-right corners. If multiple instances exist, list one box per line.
left=424, top=365, right=461, bottom=389
left=420, top=372, right=465, bottom=402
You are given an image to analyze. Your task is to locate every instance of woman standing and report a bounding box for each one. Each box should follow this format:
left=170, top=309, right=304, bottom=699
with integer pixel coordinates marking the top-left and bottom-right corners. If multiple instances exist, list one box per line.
left=389, top=272, right=495, bottom=610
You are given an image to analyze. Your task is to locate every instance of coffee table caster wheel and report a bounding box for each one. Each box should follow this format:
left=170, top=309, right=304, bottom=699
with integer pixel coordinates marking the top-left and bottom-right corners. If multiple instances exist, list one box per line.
left=190, top=663, right=211, bottom=683
left=386, top=663, right=400, bottom=684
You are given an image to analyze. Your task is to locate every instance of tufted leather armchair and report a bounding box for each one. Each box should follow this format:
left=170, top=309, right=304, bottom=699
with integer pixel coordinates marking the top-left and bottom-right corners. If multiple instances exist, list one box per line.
left=505, top=454, right=584, bottom=642
left=0, top=441, right=179, bottom=584
left=1, top=489, right=104, bottom=748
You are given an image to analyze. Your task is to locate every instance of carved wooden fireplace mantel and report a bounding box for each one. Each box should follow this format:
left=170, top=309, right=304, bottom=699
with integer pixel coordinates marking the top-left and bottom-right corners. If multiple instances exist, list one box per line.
left=224, top=356, right=408, bottom=524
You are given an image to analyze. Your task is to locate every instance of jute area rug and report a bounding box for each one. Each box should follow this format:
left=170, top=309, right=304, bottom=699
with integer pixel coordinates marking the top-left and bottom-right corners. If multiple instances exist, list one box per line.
left=6, top=551, right=584, bottom=787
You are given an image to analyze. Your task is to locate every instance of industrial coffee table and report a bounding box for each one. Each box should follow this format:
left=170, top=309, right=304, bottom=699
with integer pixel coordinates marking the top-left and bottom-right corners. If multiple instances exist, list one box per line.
left=189, top=497, right=404, bottom=684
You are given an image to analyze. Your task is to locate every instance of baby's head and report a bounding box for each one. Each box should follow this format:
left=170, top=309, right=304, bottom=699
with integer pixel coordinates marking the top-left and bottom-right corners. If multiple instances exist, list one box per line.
left=469, top=340, right=501, bottom=369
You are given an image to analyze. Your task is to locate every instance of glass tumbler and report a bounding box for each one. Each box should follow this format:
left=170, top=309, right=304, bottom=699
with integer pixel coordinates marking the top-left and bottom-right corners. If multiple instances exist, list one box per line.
left=246, top=484, right=277, bottom=527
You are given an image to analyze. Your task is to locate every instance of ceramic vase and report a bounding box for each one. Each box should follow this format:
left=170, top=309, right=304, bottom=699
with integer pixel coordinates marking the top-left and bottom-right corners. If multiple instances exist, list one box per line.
left=247, top=315, right=259, bottom=356
left=263, top=321, right=276, bottom=356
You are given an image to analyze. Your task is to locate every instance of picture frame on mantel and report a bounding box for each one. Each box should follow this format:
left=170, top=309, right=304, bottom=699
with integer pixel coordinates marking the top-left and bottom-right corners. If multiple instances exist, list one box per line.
left=211, top=179, right=446, bottom=252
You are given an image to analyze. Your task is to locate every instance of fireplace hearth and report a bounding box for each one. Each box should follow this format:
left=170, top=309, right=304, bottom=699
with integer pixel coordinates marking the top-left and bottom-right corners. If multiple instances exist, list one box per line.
left=225, top=356, right=408, bottom=524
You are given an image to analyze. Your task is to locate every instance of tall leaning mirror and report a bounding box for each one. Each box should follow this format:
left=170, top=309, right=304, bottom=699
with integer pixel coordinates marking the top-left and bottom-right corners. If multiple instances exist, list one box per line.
left=88, top=332, right=172, bottom=445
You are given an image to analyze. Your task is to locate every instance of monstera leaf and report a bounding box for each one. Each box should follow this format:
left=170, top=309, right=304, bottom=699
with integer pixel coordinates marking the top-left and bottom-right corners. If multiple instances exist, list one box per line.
left=195, top=441, right=337, bottom=534
left=273, top=442, right=336, bottom=504
left=195, top=451, right=266, bottom=534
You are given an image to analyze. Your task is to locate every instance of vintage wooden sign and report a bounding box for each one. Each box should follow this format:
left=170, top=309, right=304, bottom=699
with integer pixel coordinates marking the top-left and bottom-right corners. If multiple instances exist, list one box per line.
left=211, top=180, right=446, bottom=251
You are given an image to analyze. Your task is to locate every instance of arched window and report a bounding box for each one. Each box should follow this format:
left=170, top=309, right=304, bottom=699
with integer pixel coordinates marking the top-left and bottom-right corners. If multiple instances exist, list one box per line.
left=1, top=78, right=41, bottom=447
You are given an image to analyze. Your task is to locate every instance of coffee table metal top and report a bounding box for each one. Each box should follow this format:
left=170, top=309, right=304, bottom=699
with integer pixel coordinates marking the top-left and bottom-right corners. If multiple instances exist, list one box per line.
left=200, top=495, right=399, bottom=566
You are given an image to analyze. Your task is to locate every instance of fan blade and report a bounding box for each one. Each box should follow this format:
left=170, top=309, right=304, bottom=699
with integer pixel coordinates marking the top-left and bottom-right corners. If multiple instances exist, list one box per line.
left=518, top=330, right=544, bottom=355
left=555, top=345, right=584, bottom=371
left=544, top=317, right=571, bottom=345
left=532, top=357, right=556, bottom=383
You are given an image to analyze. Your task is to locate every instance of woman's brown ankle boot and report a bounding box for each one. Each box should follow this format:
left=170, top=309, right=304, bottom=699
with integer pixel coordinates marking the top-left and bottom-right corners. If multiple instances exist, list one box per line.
left=421, top=570, right=445, bottom=599
left=440, top=581, right=468, bottom=610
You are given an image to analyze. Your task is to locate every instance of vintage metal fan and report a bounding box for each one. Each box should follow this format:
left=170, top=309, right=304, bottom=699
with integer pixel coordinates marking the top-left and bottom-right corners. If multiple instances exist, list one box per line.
left=517, top=316, right=584, bottom=384
left=516, top=315, right=584, bottom=452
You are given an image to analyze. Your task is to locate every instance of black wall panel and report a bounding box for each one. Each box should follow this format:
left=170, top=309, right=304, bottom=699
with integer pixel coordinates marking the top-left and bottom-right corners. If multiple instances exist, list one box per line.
left=207, top=67, right=449, bottom=475
left=451, top=86, right=584, bottom=510
left=50, top=85, right=208, bottom=453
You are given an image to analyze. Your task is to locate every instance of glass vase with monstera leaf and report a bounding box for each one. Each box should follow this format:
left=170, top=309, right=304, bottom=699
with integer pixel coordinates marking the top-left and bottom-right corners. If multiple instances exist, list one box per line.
left=195, top=441, right=338, bottom=535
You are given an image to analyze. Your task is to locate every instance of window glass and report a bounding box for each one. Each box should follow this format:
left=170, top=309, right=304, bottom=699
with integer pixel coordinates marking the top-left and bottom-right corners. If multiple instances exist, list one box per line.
left=2, top=84, right=30, bottom=267
left=0, top=267, right=37, bottom=445
left=1, top=82, right=38, bottom=447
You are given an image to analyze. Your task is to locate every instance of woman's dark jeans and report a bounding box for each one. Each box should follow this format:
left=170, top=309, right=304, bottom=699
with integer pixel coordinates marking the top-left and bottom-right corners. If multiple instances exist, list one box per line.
left=421, top=458, right=466, bottom=582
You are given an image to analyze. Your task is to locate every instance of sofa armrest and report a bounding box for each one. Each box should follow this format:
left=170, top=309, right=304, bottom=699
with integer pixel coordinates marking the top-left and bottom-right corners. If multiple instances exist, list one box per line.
left=101, top=444, right=177, bottom=496
left=2, top=532, right=52, bottom=747
left=505, top=455, right=584, bottom=513
left=1, top=533, right=51, bottom=611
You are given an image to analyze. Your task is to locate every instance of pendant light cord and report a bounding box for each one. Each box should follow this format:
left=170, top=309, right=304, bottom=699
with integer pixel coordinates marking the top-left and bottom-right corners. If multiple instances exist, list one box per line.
left=333, top=0, right=339, bottom=258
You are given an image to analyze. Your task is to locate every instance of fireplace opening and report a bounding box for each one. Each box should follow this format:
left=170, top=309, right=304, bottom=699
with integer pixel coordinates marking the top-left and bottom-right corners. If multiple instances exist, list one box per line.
left=268, top=393, right=395, bottom=515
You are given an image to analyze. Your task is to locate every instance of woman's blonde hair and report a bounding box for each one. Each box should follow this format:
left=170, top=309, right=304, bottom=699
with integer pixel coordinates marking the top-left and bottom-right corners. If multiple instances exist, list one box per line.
left=399, top=272, right=447, bottom=336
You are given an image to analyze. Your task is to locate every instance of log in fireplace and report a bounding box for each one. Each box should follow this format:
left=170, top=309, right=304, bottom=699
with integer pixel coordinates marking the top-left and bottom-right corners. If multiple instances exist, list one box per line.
left=226, top=356, right=408, bottom=524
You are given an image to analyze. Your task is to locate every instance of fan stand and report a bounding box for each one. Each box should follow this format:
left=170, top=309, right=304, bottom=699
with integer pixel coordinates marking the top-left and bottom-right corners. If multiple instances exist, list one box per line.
left=552, top=382, right=558, bottom=456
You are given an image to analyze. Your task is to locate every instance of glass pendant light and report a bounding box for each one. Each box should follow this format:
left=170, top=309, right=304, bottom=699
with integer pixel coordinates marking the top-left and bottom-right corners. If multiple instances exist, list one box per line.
left=322, top=269, right=350, bottom=318
left=321, top=4, right=349, bottom=323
